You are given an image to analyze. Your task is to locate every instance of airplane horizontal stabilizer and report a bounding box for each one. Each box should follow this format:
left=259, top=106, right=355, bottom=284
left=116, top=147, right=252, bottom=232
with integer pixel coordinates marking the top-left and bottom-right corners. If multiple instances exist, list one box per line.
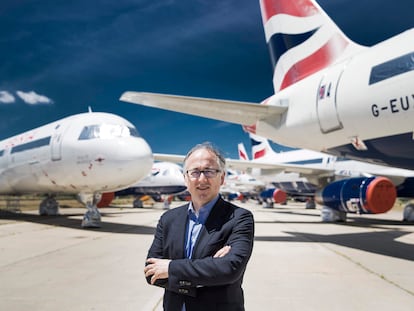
left=120, top=92, right=287, bottom=126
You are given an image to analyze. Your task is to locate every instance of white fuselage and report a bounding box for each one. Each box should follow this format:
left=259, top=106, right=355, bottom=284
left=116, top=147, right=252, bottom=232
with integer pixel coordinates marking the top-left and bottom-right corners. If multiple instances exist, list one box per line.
left=0, top=112, right=153, bottom=195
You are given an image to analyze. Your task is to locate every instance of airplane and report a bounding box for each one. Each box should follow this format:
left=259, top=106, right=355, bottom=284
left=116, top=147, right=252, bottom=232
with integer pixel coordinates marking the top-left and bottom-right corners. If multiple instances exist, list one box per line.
left=0, top=111, right=154, bottom=227
left=114, top=161, right=187, bottom=208
left=220, top=168, right=266, bottom=201
left=152, top=152, right=266, bottom=203
left=241, top=133, right=414, bottom=221
left=150, top=138, right=414, bottom=221
left=238, top=137, right=316, bottom=206
left=119, top=0, right=414, bottom=221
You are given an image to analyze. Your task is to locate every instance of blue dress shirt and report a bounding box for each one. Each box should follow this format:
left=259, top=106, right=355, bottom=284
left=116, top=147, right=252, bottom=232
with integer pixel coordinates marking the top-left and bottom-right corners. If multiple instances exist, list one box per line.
left=185, top=195, right=219, bottom=259
left=182, top=195, right=219, bottom=311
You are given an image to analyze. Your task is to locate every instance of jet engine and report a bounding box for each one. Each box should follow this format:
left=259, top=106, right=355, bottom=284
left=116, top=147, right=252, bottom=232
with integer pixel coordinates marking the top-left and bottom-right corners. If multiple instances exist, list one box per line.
left=273, top=188, right=287, bottom=204
left=227, top=192, right=245, bottom=201
left=315, top=176, right=396, bottom=214
left=260, top=188, right=287, bottom=204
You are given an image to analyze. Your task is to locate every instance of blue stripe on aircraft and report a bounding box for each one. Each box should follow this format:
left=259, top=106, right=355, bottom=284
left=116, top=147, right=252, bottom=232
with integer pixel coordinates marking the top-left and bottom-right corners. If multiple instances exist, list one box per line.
left=267, top=29, right=318, bottom=71
left=116, top=185, right=187, bottom=196
left=285, top=158, right=325, bottom=165
left=250, top=138, right=297, bottom=152
left=250, top=138, right=261, bottom=148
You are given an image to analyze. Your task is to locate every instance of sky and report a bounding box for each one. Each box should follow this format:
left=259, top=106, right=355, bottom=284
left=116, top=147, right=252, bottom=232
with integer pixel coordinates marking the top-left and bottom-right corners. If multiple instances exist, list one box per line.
left=1, top=0, right=414, bottom=159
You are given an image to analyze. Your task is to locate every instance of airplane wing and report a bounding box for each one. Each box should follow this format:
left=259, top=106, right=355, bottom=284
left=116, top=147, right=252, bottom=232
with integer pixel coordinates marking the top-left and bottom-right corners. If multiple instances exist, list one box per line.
left=120, top=92, right=287, bottom=125
left=226, top=159, right=334, bottom=177
left=230, top=159, right=414, bottom=185
left=154, top=151, right=414, bottom=193
left=342, top=162, right=414, bottom=185
left=154, top=152, right=334, bottom=178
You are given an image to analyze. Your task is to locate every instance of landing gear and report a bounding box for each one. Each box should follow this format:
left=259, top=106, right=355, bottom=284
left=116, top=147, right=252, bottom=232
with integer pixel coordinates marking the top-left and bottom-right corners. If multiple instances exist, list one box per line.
left=78, top=193, right=102, bottom=228
left=321, top=206, right=347, bottom=222
left=262, top=198, right=274, bottom=208
left=305, top=198, right=316, bottom=209
left=39, top=196, right=59, bottom=216
left=403, top=203, right=414, bottom=222
left=133, top=198, right=143, bottom=208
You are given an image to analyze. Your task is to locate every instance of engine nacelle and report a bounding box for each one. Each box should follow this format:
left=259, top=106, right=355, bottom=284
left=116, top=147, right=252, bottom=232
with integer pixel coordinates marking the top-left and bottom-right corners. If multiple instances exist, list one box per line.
left=227, top=192, right=244, bottom=201
left=273, top=188, right=287, bottom=204
left=260, top=188, right=287, bottom=204
left=315, top=177, right=396, bottom=214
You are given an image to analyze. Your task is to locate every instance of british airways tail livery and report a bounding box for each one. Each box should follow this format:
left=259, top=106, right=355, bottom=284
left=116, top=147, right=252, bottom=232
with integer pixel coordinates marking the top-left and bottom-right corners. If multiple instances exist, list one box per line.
left=238, top=142, right=249, bottom=161
left=250, top=133, right=336, bottom=168
left=120, top=1, right=414, bottom=171
left=0, top=112, right=154, bottom=227
left=260, top=0, right=364, bottom=92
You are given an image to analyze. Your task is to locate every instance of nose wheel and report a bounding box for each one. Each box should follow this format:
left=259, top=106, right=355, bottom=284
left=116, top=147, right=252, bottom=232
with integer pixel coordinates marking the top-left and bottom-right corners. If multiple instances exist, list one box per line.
left=403, top=203, right=414, bottom=222
left=39, top=195, right=60, bottom=216
left=78, top=193, right=102, bottom=228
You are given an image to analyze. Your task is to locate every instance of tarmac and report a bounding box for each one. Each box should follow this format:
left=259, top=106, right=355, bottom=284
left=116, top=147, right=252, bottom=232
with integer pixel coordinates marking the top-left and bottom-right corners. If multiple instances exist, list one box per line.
left=0, top=200, right=413, bottom=311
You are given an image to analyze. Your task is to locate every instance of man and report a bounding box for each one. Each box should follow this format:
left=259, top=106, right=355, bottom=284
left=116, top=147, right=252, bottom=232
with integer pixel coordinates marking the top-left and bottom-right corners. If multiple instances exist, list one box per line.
left=144, top=142, right=255, bottom=311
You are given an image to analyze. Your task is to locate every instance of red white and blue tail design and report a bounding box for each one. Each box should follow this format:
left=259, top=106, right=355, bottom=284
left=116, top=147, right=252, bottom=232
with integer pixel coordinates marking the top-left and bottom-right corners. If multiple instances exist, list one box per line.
left=260, top=0, right=364, bottom=92
left=237, top=142, right=249, bottom=160
left=250, top=133, right=275, bottom=160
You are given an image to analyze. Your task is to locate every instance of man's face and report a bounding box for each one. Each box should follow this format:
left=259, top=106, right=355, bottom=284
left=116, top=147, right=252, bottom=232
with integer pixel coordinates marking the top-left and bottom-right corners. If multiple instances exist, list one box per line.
left=184, top=148, right=225, bottom=210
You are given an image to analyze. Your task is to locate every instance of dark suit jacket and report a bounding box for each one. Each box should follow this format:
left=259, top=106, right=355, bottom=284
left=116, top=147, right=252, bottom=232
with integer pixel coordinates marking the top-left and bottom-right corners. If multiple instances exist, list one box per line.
left=146, top=197, right=255, bottom=311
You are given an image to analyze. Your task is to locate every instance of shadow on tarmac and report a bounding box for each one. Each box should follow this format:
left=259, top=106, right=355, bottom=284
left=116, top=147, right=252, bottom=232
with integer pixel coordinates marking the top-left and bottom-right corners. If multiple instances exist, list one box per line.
left=255, top=230, right=414, bottom=261
left=0, top=209, right=156, bottom=235
left=257, top=206, right=412, bottom=228
left=2, top=206, right=413, bottom=262
left=255, top=207, right=414, bottom=261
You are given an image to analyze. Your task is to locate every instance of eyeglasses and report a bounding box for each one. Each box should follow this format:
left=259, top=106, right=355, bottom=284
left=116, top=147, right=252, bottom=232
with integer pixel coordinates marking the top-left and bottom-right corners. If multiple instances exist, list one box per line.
left=186, top=169, right=221, bottom=179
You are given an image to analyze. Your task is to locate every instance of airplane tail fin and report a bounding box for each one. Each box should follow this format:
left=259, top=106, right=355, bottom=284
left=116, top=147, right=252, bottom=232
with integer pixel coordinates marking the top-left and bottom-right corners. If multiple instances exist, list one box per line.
left=238, top=142, right=249, bottom=161
left=250, top=133, right=297, bottom=160
left=259, top=0, right=364, bottom=92
left=250, top=133, right=278, bottom=160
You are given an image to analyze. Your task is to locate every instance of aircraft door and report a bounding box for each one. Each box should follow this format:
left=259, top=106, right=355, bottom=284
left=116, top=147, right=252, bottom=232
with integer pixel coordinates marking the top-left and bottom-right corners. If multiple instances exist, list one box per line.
left=316, top=64, right=345, bottom=133
left=51, top=123, right=69, bottom=161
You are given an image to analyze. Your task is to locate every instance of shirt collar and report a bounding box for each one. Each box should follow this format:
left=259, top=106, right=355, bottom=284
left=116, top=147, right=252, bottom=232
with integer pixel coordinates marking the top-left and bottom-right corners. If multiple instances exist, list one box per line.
left=188, top=195, right=220, bottom=224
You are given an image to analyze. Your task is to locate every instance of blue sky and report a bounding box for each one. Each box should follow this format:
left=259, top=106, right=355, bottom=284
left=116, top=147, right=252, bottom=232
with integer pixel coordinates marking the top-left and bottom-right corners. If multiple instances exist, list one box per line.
left=1, top=0, right=413, bottom=159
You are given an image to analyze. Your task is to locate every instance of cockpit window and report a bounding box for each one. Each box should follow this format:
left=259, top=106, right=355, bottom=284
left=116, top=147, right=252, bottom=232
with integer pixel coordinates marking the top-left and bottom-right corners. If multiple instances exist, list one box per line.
left=128, top=126, right=140, bottom=137
left=78, top=124, right=140, bottom=140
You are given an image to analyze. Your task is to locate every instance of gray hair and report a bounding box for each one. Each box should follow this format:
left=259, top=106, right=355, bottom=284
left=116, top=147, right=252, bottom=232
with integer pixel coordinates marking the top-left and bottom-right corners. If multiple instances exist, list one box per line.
left=183, top=142, right=226, bottom=172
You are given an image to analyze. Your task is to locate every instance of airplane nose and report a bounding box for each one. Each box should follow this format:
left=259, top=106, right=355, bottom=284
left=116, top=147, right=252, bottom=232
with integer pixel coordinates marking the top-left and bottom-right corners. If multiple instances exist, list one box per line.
left=119, top=137, right=152, bottom=159
left=112, top=137, right=154, bottom=183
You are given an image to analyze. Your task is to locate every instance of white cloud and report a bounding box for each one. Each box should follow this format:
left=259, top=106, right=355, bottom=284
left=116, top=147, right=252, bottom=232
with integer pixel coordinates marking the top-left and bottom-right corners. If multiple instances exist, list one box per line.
left=0, top=91, right=16, bottom=104
left=16, top=90, right=53, bottom=105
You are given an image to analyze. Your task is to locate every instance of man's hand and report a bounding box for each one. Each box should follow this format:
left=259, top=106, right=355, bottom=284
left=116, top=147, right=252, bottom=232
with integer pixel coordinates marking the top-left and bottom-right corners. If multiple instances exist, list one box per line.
left=213, top=245, right=231, bottom=258
left=144, top=258, right=171, bottom=285
left=144, top=246, right=230, bottom=284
